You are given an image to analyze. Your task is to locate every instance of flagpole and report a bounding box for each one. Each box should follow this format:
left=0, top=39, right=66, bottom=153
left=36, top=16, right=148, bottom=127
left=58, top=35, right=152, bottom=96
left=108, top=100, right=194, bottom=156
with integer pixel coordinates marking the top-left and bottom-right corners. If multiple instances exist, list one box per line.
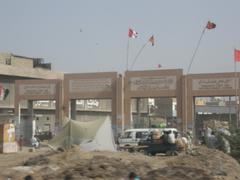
left=234, top=57, right=239, bottom=128
left=187, top=27, right=206, bottom=74
left=126, top=38, right=130, bottom=71
left=238, top=70, right=240, bottom=129
left=130, top=41, right=148, bottom=70
left=185, top=25, right=207, bottom=134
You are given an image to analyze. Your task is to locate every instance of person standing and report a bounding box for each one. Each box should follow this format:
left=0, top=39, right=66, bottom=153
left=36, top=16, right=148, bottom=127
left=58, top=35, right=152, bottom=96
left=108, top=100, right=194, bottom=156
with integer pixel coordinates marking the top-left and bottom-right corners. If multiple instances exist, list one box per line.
left=19, top=135, right=23, bottom=151
left=31, top=135, right=40, bottom=148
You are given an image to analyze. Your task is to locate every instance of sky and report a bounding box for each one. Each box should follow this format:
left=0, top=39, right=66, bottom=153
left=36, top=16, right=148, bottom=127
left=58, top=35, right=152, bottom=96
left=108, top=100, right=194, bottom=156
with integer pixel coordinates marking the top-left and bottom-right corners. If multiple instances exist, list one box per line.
left=0, top=0, right=240, bottom=74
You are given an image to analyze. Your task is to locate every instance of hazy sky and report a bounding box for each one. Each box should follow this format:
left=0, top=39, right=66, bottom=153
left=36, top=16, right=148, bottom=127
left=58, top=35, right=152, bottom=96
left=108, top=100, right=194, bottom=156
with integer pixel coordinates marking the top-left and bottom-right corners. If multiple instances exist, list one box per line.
left=0, top=0, right=240, bottom=74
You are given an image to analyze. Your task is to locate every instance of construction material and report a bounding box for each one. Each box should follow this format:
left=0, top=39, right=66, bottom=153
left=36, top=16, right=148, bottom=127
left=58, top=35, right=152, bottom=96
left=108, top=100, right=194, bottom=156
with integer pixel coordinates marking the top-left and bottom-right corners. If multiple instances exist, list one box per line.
left=0, top=123, right=18, bottom=153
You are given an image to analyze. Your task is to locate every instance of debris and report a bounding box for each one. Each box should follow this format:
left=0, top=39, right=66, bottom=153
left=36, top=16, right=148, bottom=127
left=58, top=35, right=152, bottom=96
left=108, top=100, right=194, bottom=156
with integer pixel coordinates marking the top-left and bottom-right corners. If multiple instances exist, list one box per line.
left=1, top=146, right=239, bottom=179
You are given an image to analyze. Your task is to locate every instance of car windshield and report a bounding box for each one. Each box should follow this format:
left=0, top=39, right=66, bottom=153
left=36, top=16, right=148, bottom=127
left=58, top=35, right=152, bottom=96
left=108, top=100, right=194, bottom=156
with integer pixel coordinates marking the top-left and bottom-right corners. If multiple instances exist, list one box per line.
left=136, top=131, right=149, bottom=139
left=121, top=131, right=150, bottom=139
left=122, top=132, right=133, bottom=138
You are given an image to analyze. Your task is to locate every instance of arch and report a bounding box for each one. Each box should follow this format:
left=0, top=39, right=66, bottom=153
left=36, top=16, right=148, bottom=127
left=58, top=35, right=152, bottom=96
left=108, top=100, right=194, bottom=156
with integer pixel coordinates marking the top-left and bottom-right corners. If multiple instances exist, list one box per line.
left=184, top=72, right=240, bottom=134
left=14, top=79, right=63, bottom=143
left=124, top=69, right=183, bottom=130
left=63, top=72, right=120, bottom=134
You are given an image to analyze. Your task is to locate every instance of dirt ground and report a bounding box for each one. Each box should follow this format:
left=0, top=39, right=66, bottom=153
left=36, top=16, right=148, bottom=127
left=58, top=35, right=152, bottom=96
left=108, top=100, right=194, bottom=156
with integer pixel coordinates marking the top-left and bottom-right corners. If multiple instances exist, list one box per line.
left=0, top=146, right=240, bottom=180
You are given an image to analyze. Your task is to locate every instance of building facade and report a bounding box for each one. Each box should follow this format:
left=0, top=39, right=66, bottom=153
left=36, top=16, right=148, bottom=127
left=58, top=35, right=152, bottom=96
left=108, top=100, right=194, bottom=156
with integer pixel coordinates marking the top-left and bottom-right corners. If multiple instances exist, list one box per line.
left=1, top=52, right=239, bottom=142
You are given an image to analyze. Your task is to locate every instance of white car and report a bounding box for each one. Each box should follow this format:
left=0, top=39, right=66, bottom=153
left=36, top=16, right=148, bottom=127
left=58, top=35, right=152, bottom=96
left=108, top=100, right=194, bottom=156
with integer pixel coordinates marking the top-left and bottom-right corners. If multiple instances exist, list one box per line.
left=118, top=128, right=161, bottom=148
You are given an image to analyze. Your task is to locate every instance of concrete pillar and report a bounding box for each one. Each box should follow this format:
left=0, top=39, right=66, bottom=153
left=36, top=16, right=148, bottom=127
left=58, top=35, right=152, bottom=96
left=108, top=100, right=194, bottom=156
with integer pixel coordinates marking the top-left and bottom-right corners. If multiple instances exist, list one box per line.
left=176, top=76, right=183, bottom=132
left=116, top=75, right=124, bottom=134
left=55, top=81, right=63, bottom=126
left=24, top=100, right=34, bottom=145
left=136, top=98, right=141, bottom=128
left=124, top=96, right=131, bottom=129
left=182, top=76, right=187, bottom=133
left=70, top=99, right=76, bottom=120
left=182, top=75, right=194, bottom=138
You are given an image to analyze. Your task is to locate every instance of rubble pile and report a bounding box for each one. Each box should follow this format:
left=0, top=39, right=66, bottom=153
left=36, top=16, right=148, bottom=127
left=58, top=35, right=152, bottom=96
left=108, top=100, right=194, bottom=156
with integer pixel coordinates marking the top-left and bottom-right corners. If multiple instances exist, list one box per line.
left=1, top=146, right=240, bottom=180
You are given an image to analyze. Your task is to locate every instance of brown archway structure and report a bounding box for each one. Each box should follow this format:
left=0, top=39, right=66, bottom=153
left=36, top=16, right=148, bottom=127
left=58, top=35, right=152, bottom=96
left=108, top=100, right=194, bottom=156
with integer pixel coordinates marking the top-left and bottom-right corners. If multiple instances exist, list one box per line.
left=14, top=79, right=62, bottom=143
left=124, top=69, right=183, bottom=130
left=63, top=72, right=120, bottom=134
left=183, top=72, right=240, bottom=135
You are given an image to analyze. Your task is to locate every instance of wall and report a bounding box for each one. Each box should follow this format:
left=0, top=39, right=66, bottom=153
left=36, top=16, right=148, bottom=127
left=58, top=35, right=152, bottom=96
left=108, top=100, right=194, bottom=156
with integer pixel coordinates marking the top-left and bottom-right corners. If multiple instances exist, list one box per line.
left=0, top=53, right=33, bottom=68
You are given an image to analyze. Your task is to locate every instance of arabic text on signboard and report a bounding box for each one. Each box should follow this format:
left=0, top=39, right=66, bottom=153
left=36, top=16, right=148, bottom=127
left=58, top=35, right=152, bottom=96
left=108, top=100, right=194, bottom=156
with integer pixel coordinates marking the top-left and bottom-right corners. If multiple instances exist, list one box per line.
left=69, top=78, right=112, bottom=93
left=130, top=76, right=177, bottom=91
left=192, top=78, right=238, bottom=90
left=19, top=84, right=56, bottom=96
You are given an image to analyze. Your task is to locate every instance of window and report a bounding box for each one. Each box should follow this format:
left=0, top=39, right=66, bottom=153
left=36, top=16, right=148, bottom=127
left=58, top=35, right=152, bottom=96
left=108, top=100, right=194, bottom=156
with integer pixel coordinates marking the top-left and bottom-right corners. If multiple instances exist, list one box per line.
left=123, top=132, right=133, bottom=138
left=46, top=117, right=50, bottom=121
left=136, top=131, right=150, bottom=139
left=5, top=58, right=11, bottom=65
left=136, top=132, right=142, bottom=138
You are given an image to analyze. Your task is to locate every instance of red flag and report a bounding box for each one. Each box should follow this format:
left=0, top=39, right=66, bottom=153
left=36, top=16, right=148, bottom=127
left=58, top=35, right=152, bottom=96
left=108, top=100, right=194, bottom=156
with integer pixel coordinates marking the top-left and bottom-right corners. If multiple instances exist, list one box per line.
left=128, top=28, right=138, bottom=38
left=149, top=35, right=154, bottom=46
left=206, top=21, right=216, bottom=29
left=235, top=49, right=240, bottom=62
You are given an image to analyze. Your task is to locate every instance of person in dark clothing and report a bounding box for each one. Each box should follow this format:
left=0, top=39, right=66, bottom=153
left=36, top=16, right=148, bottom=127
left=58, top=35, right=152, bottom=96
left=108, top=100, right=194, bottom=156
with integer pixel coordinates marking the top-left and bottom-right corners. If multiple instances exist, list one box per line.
left=128, top=172, right=140, bottom=180
left=19, top=135, right=23, bottom=151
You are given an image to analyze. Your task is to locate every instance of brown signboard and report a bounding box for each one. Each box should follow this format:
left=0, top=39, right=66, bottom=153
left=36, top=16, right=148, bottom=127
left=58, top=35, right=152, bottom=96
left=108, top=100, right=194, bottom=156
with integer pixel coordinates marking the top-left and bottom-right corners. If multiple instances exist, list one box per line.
left=69, top=78, right=112, bottom=93
left=192, top=78, right=238, bottom=91
left=129, top=76, right=177, bottom=91
left=19, top=84, right=56, bottom=96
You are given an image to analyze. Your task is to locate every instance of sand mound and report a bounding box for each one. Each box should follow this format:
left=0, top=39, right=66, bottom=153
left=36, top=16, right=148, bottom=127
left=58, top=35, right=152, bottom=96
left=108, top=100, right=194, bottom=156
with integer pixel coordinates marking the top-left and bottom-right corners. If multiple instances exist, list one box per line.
left=1, top=146, right=240, bottom=180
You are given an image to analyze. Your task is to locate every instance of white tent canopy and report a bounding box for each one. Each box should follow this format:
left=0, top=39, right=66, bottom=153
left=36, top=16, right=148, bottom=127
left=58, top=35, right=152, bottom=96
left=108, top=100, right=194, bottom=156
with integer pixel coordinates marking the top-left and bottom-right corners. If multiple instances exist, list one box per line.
left=49, top=117, right=116, bottom=151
